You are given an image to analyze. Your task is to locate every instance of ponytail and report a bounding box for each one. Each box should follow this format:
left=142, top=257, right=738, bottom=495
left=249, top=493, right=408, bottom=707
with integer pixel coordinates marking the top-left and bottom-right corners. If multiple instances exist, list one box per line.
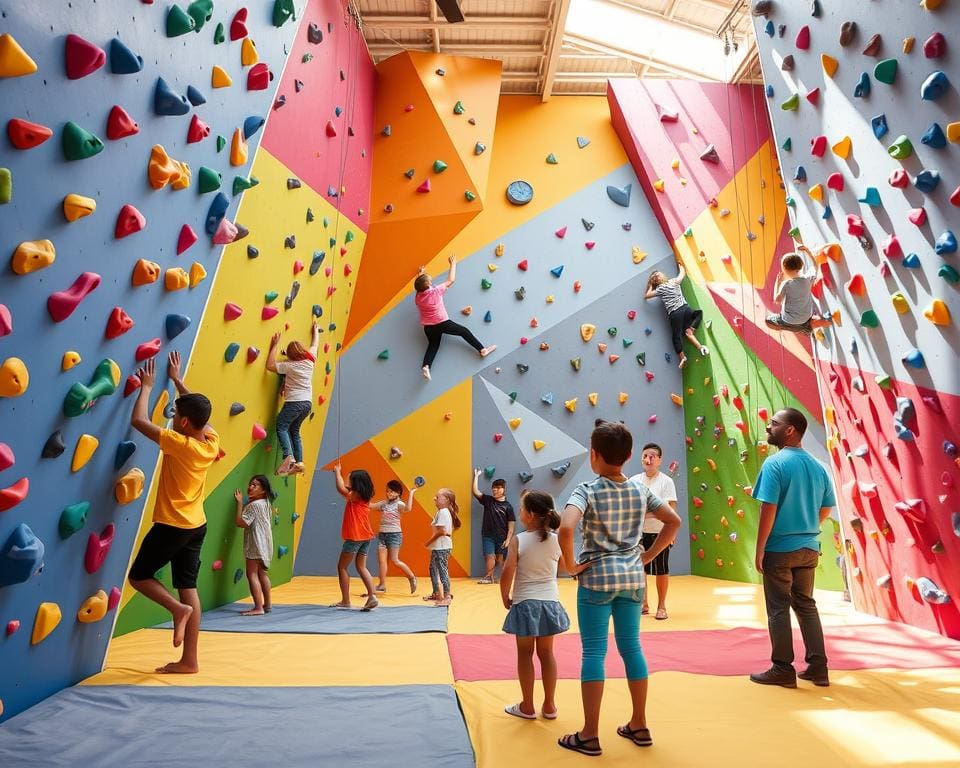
left=523, top=490, right=559, bottom=542
left=440, top=489, right=462, bottom=530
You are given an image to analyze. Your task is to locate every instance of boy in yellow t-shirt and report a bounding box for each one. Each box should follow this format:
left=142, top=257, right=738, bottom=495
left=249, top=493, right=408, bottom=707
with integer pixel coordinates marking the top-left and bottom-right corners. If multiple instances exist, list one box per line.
left=128, top=352, right=219, bottom=674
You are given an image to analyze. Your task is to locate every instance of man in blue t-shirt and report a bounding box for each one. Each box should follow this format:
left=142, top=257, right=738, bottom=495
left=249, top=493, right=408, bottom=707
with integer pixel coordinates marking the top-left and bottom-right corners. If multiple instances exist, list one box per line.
left=750, top=408, right=836, bottom=689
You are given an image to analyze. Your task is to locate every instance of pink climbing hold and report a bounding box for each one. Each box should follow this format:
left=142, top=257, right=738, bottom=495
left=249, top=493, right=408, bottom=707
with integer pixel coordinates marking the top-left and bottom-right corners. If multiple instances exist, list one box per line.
left=627, top=310, right=636, bottom=320
left=908, top=207, right=926, bottom=226
left=888, top=169, right=909, bottom=188
left=247, top=62, right=271, bottom=91
left=187, top=114, right=210, bottom=143
left=123, top=374, right=141, bottom=397
left=106, top=105, right=139, bottom=140
left=107, top=586, right=121, bottom=611
left=252, top=423, right=267, bottom=440
left=230, top=7, right=249, bottom=40
left=805, top=87, right=820, bottom=105
left=343, top=263, right=352, bottom=277
left=585, top=241, right=596, bottom=250
left=846, top=214, right=865, bottom=236
left=882, top=234, right=902, bottom=258
left=47, top=272, right=102, bottom=322
left=213, top=218, right=238, bottom=244
left=648, top=414, right=658, bottom=424
left=923, top=32, right=945, bottom=58
left=658, top=107, right=679, bottom=122
left=135, top=338, right=161, bottom=361
left=105, top=306, right=134, bottom=339
left=224, top=302, right=243, bottom=321
left=518, top=259, right=528, bottom=271
left=262, top=306, right=279, bottom=320
left=645, top=371, right=655, bottom=382
left=417, top=179, right=431, bottom=193
left=293, top=260, right=304, bottom=274
left=84, top=523, right=115, bottom=574
left=555, top=226, right=567, bottom=238
left=65, top=34, right=106, bottom=79
left=212, top=560, right=223, bottom=571
left=6, top=619, right=20, bottom=636
left=0, top=304, right=12, bottom=338
left=826, top=172, right=844, bottom=191
left=0, top=442, right=13, bottom=472
left=795, top=25, right=810, bottom=51
left=246, top=346, right=259, bottom=364
left=115, top=204, right=145, bottom=239
left=325, top=120, right=337, bottom=137
left=177, top=224, right=198, bottom=254
left=810, top=135, right=827, bottom=157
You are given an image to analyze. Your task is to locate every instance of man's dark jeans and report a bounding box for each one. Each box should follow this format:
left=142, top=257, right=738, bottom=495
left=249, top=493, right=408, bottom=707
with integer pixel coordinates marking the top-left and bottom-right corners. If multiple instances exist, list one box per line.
left=762, top=548, right=828, bottom=672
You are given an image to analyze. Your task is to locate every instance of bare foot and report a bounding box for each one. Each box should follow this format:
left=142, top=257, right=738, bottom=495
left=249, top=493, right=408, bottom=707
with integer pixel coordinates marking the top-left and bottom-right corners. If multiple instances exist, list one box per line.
left=155, top=661, right=199, bottom=674
left=240, top=608, right=265, bottom=616
left=329, top=601, right=351, bottom=609
left=479, top=345, right=497, bottom=357
left=170, top=603, right=194, bottom=648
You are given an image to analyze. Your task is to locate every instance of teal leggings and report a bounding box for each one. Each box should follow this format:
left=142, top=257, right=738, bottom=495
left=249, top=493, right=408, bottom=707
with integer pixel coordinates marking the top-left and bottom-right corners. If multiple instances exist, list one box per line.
left=577, top=585, right=649, bottom=682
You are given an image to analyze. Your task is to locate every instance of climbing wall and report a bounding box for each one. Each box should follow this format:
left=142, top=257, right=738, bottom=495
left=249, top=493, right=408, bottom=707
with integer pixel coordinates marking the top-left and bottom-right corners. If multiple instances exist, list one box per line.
left=0, top=0, right=374, bottom=722
left=295, top=63, right=692, bottom=578
left=608, top=80, right=843, bottom=589
left=750, top=0, right=960, bottom=638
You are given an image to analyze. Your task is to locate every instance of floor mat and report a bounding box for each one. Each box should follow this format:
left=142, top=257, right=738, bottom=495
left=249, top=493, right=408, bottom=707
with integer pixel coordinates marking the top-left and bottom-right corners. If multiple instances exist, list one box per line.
left=155, top=602, right=448, bottom=634
left=0, top=685, right=475, bottom=768
left=447, top=622, right=960, bottom=681
left=456, top=671, right=960, bottom=768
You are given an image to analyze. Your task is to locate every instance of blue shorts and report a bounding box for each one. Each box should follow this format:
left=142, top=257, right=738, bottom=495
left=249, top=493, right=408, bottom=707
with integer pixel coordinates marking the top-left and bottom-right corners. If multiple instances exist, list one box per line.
left=342, top=539, right=371, bottom=555
left=482, top=535, right=507, bottom=558
left=378, top=531, right=402, bottom=550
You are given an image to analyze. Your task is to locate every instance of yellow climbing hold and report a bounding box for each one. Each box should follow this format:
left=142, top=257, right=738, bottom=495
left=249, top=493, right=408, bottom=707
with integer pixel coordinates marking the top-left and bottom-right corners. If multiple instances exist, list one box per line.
left=115, top=467, right=145, bottom=504
left=618, top=392, right=629, bottom=405
left=71, top=434, right=99, bottom=472
left=165, top=267, right=190, bottom=291
left=32, top=602, right=62, bottom=645
left=671, top=158, right=680, bottom=170
left=231, top=128, right=248, bottom=166
left=0, top=357, right=29, bottom=397
left=831, top=309, right=842, bottom=326
left=903, top=36, right=915, bottom=53
left=924, top=299, right=951, bottom=325
left=671, top=393, right=683, bottom=406
left=946, top=122, right=960, bottom=143
left=487, top=263, right=497, bottom=272
left=77, top=590, right=108, bottom=624
left=62, top=351, right=82, bottom=371
left=533, top=439, right=546, bottom=451
left=12, top=240, right=55, bottom=275
left=240, top=38, right=258, bottom=66
left=152, top=389, right=169, bottom=425
left=0, top=33, right=38, bottom=78
left=580, top=324, right=596, bottom=342
left=821, top=53, right=838, bottom=77
left=808, top=184, right=824, bottom=202
left=189, top=261, right=207, bottom=288
left=832, top=136, right=852, bottom=159
left=63, top=194, right=96, bottom=222
left=891, top=292, right=910, bottom=314
left=706, top=458, right=717, bottom=471
left=494, top=243, right=505, bottom=257
left=588, top=392, right=598, bottom=406
left=632, top=247, right=647, bottom=264
left=703, top=377, right=711, bottom=387
left=509, top=417, right=522, bottom=430
left=545, top=295, right=554, bottom=304
left=564, top=398, right=578, bottom=412
left=825, top=405, right=835, bottom=426
left=920, top=0, right=944, bottom=9
left=653, top=179, right=665, bottom=192
left=212, top=65, right=233, bottom=88
left=171, top=159, right=192, bottom=190
left=815, top=328, right=826, bottom=342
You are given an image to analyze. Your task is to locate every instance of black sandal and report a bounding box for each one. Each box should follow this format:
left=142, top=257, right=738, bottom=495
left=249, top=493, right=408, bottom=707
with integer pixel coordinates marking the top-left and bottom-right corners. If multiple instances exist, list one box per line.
left=617, top=723, right=652, bottom=747
left=558, top=732, right=602, bottom=757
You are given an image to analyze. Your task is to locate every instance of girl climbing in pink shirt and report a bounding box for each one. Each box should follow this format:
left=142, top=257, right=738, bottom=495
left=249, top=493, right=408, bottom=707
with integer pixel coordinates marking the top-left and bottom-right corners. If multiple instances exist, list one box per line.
left=414, top=254, right=496, bottom=380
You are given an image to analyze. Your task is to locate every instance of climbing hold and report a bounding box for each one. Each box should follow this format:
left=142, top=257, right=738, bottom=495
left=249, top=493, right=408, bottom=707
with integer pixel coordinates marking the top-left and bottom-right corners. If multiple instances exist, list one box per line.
left=808, top=184, right=824, bottom=202
left=84, top=524, right=114, bottom=574
left=915, top=170, right=940, bottom=193
left=532, top=440, right=546, bottom=451
left=62, top=121, right=104, bottom=161
left=699, top=144, right=720, bottom=164
left=135, top=338, right=162, bottom=362
left=825, top=172, right=842, bottom=191
left=871, top=114, right=888, bottom=140
left=908, top=207, right=927, bottom=226
left=921, top=71, right=950, bottom=100
left=0, top=357, right=27, bottom=399
left=780, top=93, right=799, bottom=111
left=166, top=5, right=196, bottom=36
left=252, top=423, right=267, bottom=441
left=545, top=153, right=558, bottom=164
left=77, top=590, right=109, bottom=624
left=154, top=77, right=190, bottom=116
left=509, top=418, right=522, bottom=430
left=71, top=434, right=99, bottom=473
left=161, top=267, right=187, bottom=291
left=64, top=34, right=105, bottom=81
left=862, top=33, right=882, bottom=56
left=795, top=25, right=810, bottom=50
left=821, top=54, right=838, bottom=77
left=916, top=577, right=950, bottom=605
left=247, top=62, right=272, bottom=91
left=921, top=122, right=946, bottom=149
left=810, top=135, right=827, bottom=156
left=47, top=272, right=102, bottom=323
left=859, top=310, right=880, bottom=328
left=936, top=230, right=957, bottom=254
left=0, top=32, right=37, bottom=77
left=58, top=501, right=90, bottom=540
left=903, top=348, right=925, bottom=368
left=506, top=180, right=533, bottom=205
left=541, top=392, right=554, bottom=406
left=114, top=204, right=146, bottom=241
left=606, top=183, right=631, bottom=207
left=230, top=128, right=249, bottom=166
left=31, top=602, right=61, bottom=645
left=833, top=136, right=853, bottom=158
left=846, top=214, right=864, bottom=236
left=550, top=265, right=564, bottom=278
left=41, top=430, right=66, bottom=459
left=580, top=324, right=596, bottom=342
left=433, top=159, right=448, bottom=173
left=923, top=299, right=951, bottom=326
left=63, top=359, right=121, bottom=417
left=854, top=73, right=871, bottom=98
left=205, top=192, right=230, bottom=235
left=858, top=187, right=881, bottom=206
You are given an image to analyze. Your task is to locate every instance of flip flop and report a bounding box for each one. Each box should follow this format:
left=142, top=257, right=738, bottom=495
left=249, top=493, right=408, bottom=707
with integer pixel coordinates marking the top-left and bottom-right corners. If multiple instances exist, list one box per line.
left=617, top=723, right=653, bottom=747
left=655, top=608, right=668, bottom=620
left=558, top=733, right=602, bottom=757
left=542, top=709, right=558, bottom=720
left=504, top=703, right=536, bottom=720
left=328, top=602, right=352, bottom=609
left=361, top=597, right=379, bottom=612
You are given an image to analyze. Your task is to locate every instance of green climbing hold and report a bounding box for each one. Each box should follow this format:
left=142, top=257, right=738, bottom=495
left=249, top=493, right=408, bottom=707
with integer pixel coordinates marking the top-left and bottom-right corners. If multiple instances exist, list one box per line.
left=481, top=278, right=492, bottom=290
left=214, top=22, right=225, bottom=43
left=780, top=93, right=800, bottom=111
left=302, top=53, right=313, bottom=63
left=546, top=153, right=558, bottom=164
left=607, top=327, right=618, bottom=337
left=59, top=501, right=90, bottom=539
left=187, top=0, right=213, bottom=32
left=938, top=264, right=959, bottom=284
left=433, top=160, right=448, bottom=173
left=264, top=291, right=278, bottom=303
left=345, top=230, right=355, bottom=243
left=874, top=58, right=898, bottom=85
left=570, top=357, right=582, bottom=371
left=785, top=196, right=796, bottom=208
left=887, top=135, right=913, bottom=159
left=198, top=166, right=221, bottom=193
left=782, top=137, right=792, bottom=151
left=0, top=168, right=10, bottom=205
left=788, top=226, right=801, bottom=239
left=273, top=0, right=297, bottom=26
left=636, top=352, right=646, bottom=366
left=453, top=100, right=464, bottom=115
left=683, top=227, right=693, bottom=238
left=216, top=135, right=226, bottom=152
left=377, top=349, right=390, bottom=360
left=859, top=309, right=880, bottom=328
left=464, top=190, right=476, bottom=202
left=64, top=359, right=121, bottom=417
left=483, top=466, right=496, bottom=479
left=509, top=391, right=518, bottom=403
left=62, top=121, right=104, bottom=161
left=875, top=374, right=891, bottom=389
left=622, top=339, right=633, bottom=348
left=233, top=175, right=257, bottom=195
left=166, top=5, right=196, bottom=37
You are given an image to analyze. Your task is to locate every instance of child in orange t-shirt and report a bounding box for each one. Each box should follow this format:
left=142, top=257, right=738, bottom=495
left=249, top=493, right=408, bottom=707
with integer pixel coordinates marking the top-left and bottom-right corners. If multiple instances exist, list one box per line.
left=331, top=463, right=378, bottom=611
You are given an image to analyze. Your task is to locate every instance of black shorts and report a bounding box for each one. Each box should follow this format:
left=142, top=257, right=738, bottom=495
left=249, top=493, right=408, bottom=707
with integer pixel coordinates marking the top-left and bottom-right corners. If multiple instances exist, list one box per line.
left=129, top=523, right=207, bottom=589
left=642, top=532, right=671, bottom=576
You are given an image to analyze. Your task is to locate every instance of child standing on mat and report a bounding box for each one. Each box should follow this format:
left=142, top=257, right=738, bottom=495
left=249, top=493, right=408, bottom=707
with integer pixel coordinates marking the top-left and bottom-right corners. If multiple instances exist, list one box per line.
left=266, top=322, right=319, bottom=476
left=644, top=263, right=709, bottom=369
left=331, top=463, right=378, bottom=611
left=369, top=479, right=419, bottom=595
left=127, top=352, right=219, bottom=674
left=424, top=488, right=461, bottom=606
left=765, top=245, right=832, bottom=335
left=472, top=469, right=516, bottom=584
left=557, top=420, right=682, bottom=756
left=234, top=475, right=276, bottom=616
left=415, top=254, right=497, bottom=380
left=501, top=490, right=570, bottom=721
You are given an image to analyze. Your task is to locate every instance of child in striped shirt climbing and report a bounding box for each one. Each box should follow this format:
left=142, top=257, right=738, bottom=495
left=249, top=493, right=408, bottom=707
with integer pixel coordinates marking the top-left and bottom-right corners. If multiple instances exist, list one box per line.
left=645, top=263, right=709, bottom=369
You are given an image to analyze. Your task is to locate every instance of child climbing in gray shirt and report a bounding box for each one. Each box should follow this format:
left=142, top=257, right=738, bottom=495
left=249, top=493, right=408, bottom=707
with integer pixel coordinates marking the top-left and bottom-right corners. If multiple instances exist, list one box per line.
left=766, top=245, right=832, bottom=335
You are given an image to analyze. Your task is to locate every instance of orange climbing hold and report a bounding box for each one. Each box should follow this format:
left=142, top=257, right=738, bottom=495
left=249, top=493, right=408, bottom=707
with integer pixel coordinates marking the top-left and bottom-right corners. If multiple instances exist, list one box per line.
left=132, top=259, right=161, bottom=286
left=189, top=262, right=207, bottom=288
left=77, top=590, right=108, bottom=623
left=241, top=38, right=258, bottom=66
left=11, top=239, right=55, bottom=274
left=31, top=603, right=61, bottom=645
left=230, top=128, right=248, bottom=166
left=0, top=357, right=29, bottom=397
left=114, top=467, right=145, bottom=504
left=63, top=193, right=96, bottom=221
left=817, top=243, right=843, bottom=263
left=0, top=33, right=38, bottom=78
left=923, top=299, right=951, bottom=325
left=164, top=267, right=189, bottom=291
left=211, top=65, right=232, bottom=88
left=832, top=136, right=852, bottom=159
left=71, top=434, right=99, bottom=472
left=821, top=54, right=838, bottom=77
left=148, top=144, right=188, bottom=190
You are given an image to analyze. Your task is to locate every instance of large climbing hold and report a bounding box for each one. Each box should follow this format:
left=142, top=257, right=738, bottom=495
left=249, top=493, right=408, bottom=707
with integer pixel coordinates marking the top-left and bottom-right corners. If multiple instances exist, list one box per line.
left=165, top=313, right=191, bottom=340
left=0, top=358, right=29, bottom=397
left=0, top=33, right=38, bottom=78
left=65, top=34, right=105, bottom=79
left=148, top=145, right=187, bottom=189
left=11, top=239, right=56, bottom=275
left=58, top=501, right=89, bottom=539
left=63, top=359, right=121, bottom=417
left=0, top=524, right=44, bottom=588
left=921, top=122, right=946, bottom=149
left=114, top=468, right=145, bottom=504
left=77, top=590, right=109, bottom=624
left=47, top=272, right=102, bottom=322
left=915, top=577, right=950, bottom=604
left=166, top=5, right=196, bottom=36
left=115, top=204, right=146, bottom=238
left=62, top=121, right=104, bottom=160
left=71, top=435, right=99, bottom=472
left=921, top=71, right=949, bottom=101
left=109, top=37, right=143, bottom=74
left=903, top=348, right=925, bottom=369
left=31, top=602, right=61, bottom=645
left=888, top=135, right=913, bottom=159
left=273, top=0, right=297, bottom=26
left=795, top=25, right=810, bottom=50
left=154, top=77, right=190, bottom=116
left=247, top=62, right=271, bottom=91
left=205, top=192, right=230, bottom=234
left=84, top=524, right=115, bottom=574
left=211, top=65, right=232, bottom=88
left=0, top=477, right=29, bottom=513
left=63, top=193, right=96, bottom=221
left=935, top=230, right=957, bottom=255
left=7, top=118, right=52, bottom=149
left=132, top=259, right=161, bottom=286
left=606, top=183, right=631, bottom=207
left=923, top=300, right=951, bottom=326
left=874, top=58, right=897, bottom=85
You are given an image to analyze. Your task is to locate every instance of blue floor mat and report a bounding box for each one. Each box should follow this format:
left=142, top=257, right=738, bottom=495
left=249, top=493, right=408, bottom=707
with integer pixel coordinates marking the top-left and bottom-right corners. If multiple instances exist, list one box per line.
left=154, top=602, right=448, bottom=634
left=0, top=685, right=475, bottom=767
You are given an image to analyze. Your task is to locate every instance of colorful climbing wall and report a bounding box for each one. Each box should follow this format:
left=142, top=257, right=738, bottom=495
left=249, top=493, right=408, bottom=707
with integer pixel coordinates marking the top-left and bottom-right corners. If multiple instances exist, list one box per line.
left=295, top=67, right=693, bottom=579
left=750, top=0, right=960, bottom=638
left=608, top=79, right=843, bottom=589
left=0, top=0, right=374, bottom=722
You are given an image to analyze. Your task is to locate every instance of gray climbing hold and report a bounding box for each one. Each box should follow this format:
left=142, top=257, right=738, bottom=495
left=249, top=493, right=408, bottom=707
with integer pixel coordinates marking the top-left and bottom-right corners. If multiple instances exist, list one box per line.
left=551, top=461, right=571, bottom=478
left=581, top=218, right=595, bottom=231
left=517, top=363, right=529, bottom=373
left=518, top=471, right=534, bottom=483
left=699, top=144, right=720, bottom=164
left=42, top=430, right=65, bottom=459
left=606, top=183, right=631, bottom=207
left=230, top=402, right=245, bottom=416
left=541, top=392, right=554, bottom=405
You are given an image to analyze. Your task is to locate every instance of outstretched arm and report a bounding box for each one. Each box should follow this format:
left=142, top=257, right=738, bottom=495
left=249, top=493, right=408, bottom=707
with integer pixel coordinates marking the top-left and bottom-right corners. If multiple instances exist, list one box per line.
left=672, top=263, right=686, bottom=284
left=266, top=332, right=281, bottom=373
left=309, top=322, right=320, bottom=357
left=443, top=253, right=457, bottom=287
left=167, top=351, right=190, bottom=396
left=471, top=468, right=483, bottom=500
left=333, top=463, right=350, bottom=498
left=407, top=485, right=417, bottom=510
left=131, top=358, right=163, bottom=444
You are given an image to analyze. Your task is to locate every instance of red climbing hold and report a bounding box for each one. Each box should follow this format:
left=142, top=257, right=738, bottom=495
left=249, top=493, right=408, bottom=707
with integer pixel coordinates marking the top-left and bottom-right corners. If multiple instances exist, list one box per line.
left=518, top=259, right=528, bottom=271
left=230, top=8, right=249, bottom=40
left=247, top=62, right=271, bottom=91
left=908, top=207, right=927, bottom=226
left=123, top=374, right=141, bottom=397
left=810, top=135, right=827, bottom=156
left=187, top=114, right=210, bottom=144
left=325, top=120, right=337, bottom=137
left=923, top=32, right=945, bottom=58
left=805, top=87, right=820, bottom=105
left=293, top=260, right=304, bottom=274
left=106, top=105, right=139, bottom=140
left=177, top=224, right=198, bottom=255
left=105, top=307, right=134, bottom=339
left=84, top=524, right=115, bottom=574
left=585, top=241, right=596, bottom=250
left=846, top=214, right=865, bottom=236
left=555, top=226, right=567, bottom=238
left=135, top=338, right=161, bottom=361
left=846, top=274, right=866, bottom=296
left=47, top=272, right=102, bottom=322
left=7, top=118, right=53, bottom=149
left=888, top=169, right=909, bottom=188
left=952, top=186, right=960, bottom=207
left=252, top=423, right=267, bottom=440
left=65, top=34, right=105, bottom=79
left=826, top=172, right=844, bottom=191
left=224, top=302, right=243, bottom=321
left=417, top=179, right=431, bottom=193
left=115, top=204, right=145, bottom=239
left=262, top=306, right=278, bottom=320
left=796, top=25, right=810, bottom=50
left=732, top=395, right=744, bottom=411
left=246, top=346, right=260, bottom=364
left=882, top=234, right=902, bottom=258
left=6, top=619, right=19, bottom=636
left=0, top=305, right=11, bottom=338
left=0, top=477, right=29, bottom=512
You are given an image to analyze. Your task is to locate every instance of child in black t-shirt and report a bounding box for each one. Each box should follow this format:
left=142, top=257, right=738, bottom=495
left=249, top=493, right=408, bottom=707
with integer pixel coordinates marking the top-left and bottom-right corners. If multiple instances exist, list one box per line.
left=472, top=469, right=516, bottom=584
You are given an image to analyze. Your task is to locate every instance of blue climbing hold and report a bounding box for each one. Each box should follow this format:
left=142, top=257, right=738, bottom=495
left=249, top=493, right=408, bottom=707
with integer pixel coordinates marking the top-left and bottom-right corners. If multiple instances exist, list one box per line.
left=920, top=70, right=950, bottom=101
left=414, top=475, right=425, bottom=487
left=233, top=568, right=243, bottom=584
left=854, top=72, right=871, bottom=98
left=606, top=183, right=631, bottom=207
left=205, top=192, right=230, bottom=234
left=894, top=422, right=915, bottom=441
left=902, top=349, right=925, bottom=369
left=952, top=511, right=960, bottom=538
left=858, top=187, right=881, bottom=206
left=849, top=339, right=858, bottom=355
left=278, top=545, right=289, bottom=558
left=186, top=85, right=206, bottom=106
left=327, top=185, right=337, bottom=197
left=871, top=114, right=888, bottom=140
left=644, top=327, right=652, bottom=336
left=309, top=251, right=325, bottom=275
left=114, top=440, right=136, bottom=469
left=914, top=169, right=940, bottom=193
left=793, top=166, right=806, bottom=182
left=541, top=392, right=554, bottom=405
left=518, top=471, right=534, bottom=483
left=765, top=84, right=774, bottom=98
left=243, top=115, right=265, bottom=139
left=154, top=77, right=190, bottom=116
left=896, top=397, right=915, bottom=425
left=921, top=122, right=946, bottom=149
left=109, top=38, right=143, bottom=74
left=822, top=205, right=832, bottom=220
left=903, top=253, right=922, bottom=268
left=576, top=136, right=590, bottom=149
left=935, top=230, right=957, bottom=255
left=312, top=304, right=322, bottom=317
left=224, top=342, right=240, bottom=362
left=0, top=524, right=45, bottom=588
left=550, top=265, right=564, bottom=278
left=474, top=142, right=486, bottom=155
left=484, top=310, right=492, bottom=323
left=764, top=20, right=775, bottom=37
left=551, top=461, right=571, bottom=478
left=664, top=352, right=672, bottom=363
left=165, top=313, right=191, bottom=340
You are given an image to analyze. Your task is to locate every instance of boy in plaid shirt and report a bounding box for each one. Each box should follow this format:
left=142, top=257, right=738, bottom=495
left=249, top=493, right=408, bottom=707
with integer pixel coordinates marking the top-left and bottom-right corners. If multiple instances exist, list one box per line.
left=557, top=420, right=681, bottom=757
